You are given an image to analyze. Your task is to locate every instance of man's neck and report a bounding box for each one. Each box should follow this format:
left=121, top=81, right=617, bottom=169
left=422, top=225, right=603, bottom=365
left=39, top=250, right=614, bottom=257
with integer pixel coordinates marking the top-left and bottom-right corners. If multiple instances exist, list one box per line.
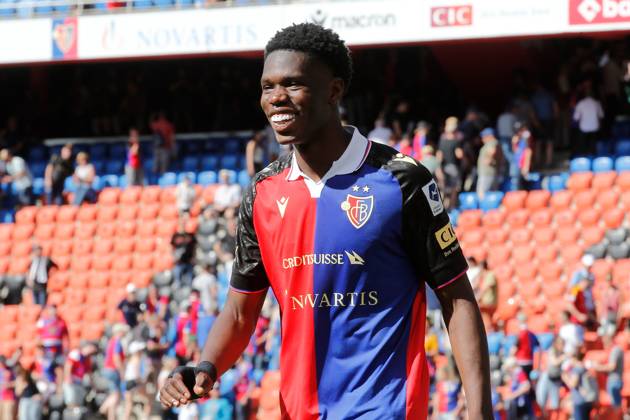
left=294, top=122, right=351, bottom=183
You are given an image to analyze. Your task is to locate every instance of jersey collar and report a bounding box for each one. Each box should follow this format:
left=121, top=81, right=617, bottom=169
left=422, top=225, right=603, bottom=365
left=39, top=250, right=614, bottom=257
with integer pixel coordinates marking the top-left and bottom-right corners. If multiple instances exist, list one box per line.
left=286, top=126, right=370, bottom=183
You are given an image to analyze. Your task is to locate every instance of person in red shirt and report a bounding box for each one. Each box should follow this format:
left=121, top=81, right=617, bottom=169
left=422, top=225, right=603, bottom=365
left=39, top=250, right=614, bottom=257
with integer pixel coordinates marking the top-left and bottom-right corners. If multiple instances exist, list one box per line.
left=512, top=314, right=541, bottom=378
left=125, top=128, right=143, bottom=186
left=36, top=305, right=69, bottom=384
left=99, top=324, right=128, bottom=420
left=63, top=343, right=97, bottom=409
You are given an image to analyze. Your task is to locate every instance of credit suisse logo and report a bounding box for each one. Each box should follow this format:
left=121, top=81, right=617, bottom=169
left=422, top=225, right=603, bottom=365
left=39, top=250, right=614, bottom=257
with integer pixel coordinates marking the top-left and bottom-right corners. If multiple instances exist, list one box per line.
left=569, top=0, right=630, bottom=24
left=430, top=5, right=473, bottom=27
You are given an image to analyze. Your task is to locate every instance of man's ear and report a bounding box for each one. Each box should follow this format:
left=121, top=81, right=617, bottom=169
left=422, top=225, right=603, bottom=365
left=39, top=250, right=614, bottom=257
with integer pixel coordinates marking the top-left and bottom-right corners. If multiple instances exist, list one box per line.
left=329, top=78, right=345, bottom=105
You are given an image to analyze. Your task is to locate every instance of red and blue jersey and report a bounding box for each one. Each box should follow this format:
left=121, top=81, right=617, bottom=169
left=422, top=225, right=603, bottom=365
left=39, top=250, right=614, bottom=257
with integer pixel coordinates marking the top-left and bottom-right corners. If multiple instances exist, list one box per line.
left=230, top=128, right=468, bottom=419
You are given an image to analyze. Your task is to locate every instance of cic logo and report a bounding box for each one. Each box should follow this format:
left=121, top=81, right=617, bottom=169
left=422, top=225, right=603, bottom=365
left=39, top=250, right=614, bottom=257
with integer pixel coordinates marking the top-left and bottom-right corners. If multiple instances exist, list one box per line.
left=431, top=5, right=473, bottom=27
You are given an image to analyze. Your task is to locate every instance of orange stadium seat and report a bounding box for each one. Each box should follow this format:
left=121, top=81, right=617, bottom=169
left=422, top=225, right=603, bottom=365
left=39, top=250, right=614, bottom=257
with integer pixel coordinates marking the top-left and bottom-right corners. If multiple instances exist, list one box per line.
left=155, top=219, right=178, bottom=238
left=581, top=226, right=604, bottom=247
left=591, top=260, right=612, bottom=283
left=12, top=240, right=33, bottom=257
left=112, top=255, right=132, bottom=271
left=140, top=186, right=162, bottom=204
left=509, top=228, right=531, bottom=245
left=186, top=218, right=198, bottom=233
left=465, top=246, right=487, bottom=263
left=550, top=190, right=573, bottom=210
left=555, top=209, right=577, bottom=226
left=567, top=172, right=593, bottom=192
left=525, top=190, right=551, bottom=211
left=519, top=279, right=541, bottom=298
left=138, top=204, right=160, bottom=220
left=98, top=188, right=120, bottom=205
left=534, top=243, right=558, bottom=263
left=73, top=239, right=93, bottom=256
left=133, top=270, right=153, bottom=288
left=88, top=273, right=110, bottom=289
left=481, top=209, right=505, bottom=228
left=36, top=206, right=58, bottom=224
left=505, top=209, right=530, bottom=229
left=0, top=242, right=10, bottom=257
left=574, top=190, right=597, bottom=210
left=97, top=205, right=118, bottom=222
left=19, top=306, right=41, bottom=324
left=560, top=244, right=585, bottom=264
left=155, top=238, right=172, bottom=253
left=556, top=226, right=580, bottom=245
left=85, top=288, right=108, bottom=305
left=0, top=323, right=17, bottom=342
left=51, top=240, right=73, bottom=257
left=621, top=191, right=630, bottom=212
left=0, top=224, right=13, bottom=242
left=117, top=205, right=138, bottom=221
left=612, top=259, right=630, bottom=286
left=96, top=223, right=116, bottom=238
left=533, top=227, right=555, bottom=245
left=591, top=171, right=616, bottom=191
left=54, top=255, right=71, bottom=271
left=114, top=237, right=135, bottom=254
left=76, top=205, right=98, bottom=222
left=615, top=171, right=630, bottom=191
left=66, top=289, right=87, bottom=305
left=34, top=223, right=55, bottom=241
left=56, top=205, right=78, bottom=223
left=515, top=262, right=538, bottom=281
left=0, top=258, right=9, bottom=274
left=74, top=222, right=97, bottom=240
left=15, top=206, right=38, bottom=225
left=202, top=185, right=218, bottom=204
left=135, top=237, right=156, bottom=253
left=494, top=264, right=514, bottom=283
left=110, top=272, right=132, bottom=289
left=512, top=244, right=534, bottom=264
left=462, top=229, right=484, bottom=246
left=542, top=279, right=566, bottom=299
left=530, top=208, right=553, bottom=228
left=487, top=246, right=511, bottom=269
left=577, top=208, right=601, bottom=227
left=603, top=208, right=624, bottom=229
left=84, top=305, right=107, bottom=322
left=160, top=187, right=177, bottom=204
left=136, top=220, right=157, bottom=238
left=133, top=253, right=154, bottom=270
left=503, top=191, right=527, bottom=211
left=92, top=254, right=113, bottom=271
left=485, top=228, right=509, bottom=246
left=154, top=252, right=174, bottom=271
left=116, top=221, right=137, bottom=237
left=93, top=238, right=114, bottom=255
left=120, top=186, right=142, bottom=205
left=528, top=315, right=551, bottom=333
left=54, top=223, right=74, bottom=240
left=597, top=189, right=619, bottom=211
left=47, top=272, right=69, bottom=292
left=81, top=323, right=105, bottom=342
left=159, top=205, right=179, bottom=220
left=68, top=272, right=89, bottom=290
left=70, top=256, right=92, bottom=272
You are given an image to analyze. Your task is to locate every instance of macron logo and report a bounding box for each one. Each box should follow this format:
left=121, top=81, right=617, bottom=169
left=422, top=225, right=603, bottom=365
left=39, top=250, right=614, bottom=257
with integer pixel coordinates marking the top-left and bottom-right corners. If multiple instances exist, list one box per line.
left=345, top=250, right=365, bottom=265
left=276, top=197, right=289, bottom=219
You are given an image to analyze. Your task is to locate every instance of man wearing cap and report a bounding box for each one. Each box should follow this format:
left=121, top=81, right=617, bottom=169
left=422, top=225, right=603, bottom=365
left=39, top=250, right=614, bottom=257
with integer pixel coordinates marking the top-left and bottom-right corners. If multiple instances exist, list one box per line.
left=568, top=255, right=596, bottom=326
left=117, top=284, right=143, bottom=328
left=476, top=128, right=503, bottom=200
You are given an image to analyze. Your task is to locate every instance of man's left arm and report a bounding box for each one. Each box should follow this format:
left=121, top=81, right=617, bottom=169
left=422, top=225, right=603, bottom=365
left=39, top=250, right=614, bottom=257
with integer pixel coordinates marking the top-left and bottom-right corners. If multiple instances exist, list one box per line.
left=436, top=278, right=492, bottom=419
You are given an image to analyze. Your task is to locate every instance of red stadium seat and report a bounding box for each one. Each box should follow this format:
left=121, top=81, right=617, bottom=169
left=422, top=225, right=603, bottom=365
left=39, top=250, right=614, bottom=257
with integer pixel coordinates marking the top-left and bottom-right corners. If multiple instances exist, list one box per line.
left=503, top=191, right=527, bottom=211
left=76, top=205, right=98, bottom=222
left=138, top=204, right=160, bottom=220
left=556, top=226, right=580, bottom=245
left=566, top=172, right=593, bottom=192
left=550, top=190, right=573, bottom=210
left=74, top=222, right=97, bottom=240
left=494, top=264, right=514, bottom=283
left=133, top=270, right=153, bottom=288
left=160, top=187, right=177, bottom=204
left=134, top=237, right=155, bottom=253
left=603, top=208, right=624, bottom=229
left=591, top=172, right=616, bottom=192
left=116, top=221, right=137, bottom=237
left=96, top=223, right=116, bottom=238
left=73, top=239, right=93, bottom=256
left=530, top=208, right=553, bottom=228
left=525, top=190, right=551, bottom=211
left=34, top=223, right=55, bottom=241
left=532, top=227, right=555, bottom=245
left=88, top=273, right=110, bottom=289
left=120, top=187, right=142, bottom=205
left=154, top=252, right=174, bottom=271
left=98, top=188, right=120, bottom=205
left=112, top=255, right=132, bottom=271
left=54, top=256, right=71, bottom=271
left=67, top=272, right=89, bottom=290
left=577, top=208, right=601, bottom=227
left=92, top=254, right=113, bottom=271
left=114, top=237, right=135, bottom=254
left=509, top=228, right=531, bottom=245
left=0, top=224, right=13, bottom=242
left=81, top=322, right=105, bottom=341
left=0, top=258, right=10, bottom=275
left=485, top=228, right=508, bottom=246
left=487, top=246, right=511, bottom=269
left=70, top=256, right=92, bottom=272
left=97, top=205, right=118, bottom=222
left=534, top=244, right=558, bottom=263
left=615, top=172, right=630, bottom=191
left=159, top=205, right=179, bottom=220
left=47, top=272, right=69, bottom=292
left=84, top=305, right=107, bottom=322
left=505, top=209, right=530, bottom=229
left=136, top=220, right=157, bottom=238
left=202, top=185, right=218, bottom=204
left=555, top=209, right=577, bottom=226
left=85, top=288, right=108, bottom=305
left=56, top=205, right=78, bottom=223
left=117, top=205, right=138, bottom=221
left=0, top=242, right=10, bottom=257
left=54, top=223, right=74, bottom=240
left=581, top=226, right=604, bottom=247
left=51, top=240, right=73, bottom=257
left=597, top=189, right=619, bottom=211
left=574, top=190, right=597, bottom=210
left=481, top=209, right=505, bottom=229
left=155, top=219, right=178, bottom=238
left=12, top=240, right=33, bottom=258
left=512, top=244, right=535, bottom=265
left=93, top=238, right=114, bottom=255
left=36, top=206, right=58, bottom=224
left=462, top=229, right=484, bottom=246
left=515, top=262, right=538, bottom=281
left=560, top=244, right=584, bottom=264
left=140, top=186, right=162, bottom=204
left=15, top=206, right=38, bottom=225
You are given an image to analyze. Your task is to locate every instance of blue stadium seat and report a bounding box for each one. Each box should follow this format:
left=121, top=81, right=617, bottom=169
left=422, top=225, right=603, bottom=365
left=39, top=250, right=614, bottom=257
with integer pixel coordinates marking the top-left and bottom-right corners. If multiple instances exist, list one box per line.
left=109, top=144, right=127, bottom=160
left=237, top=170, right=250, bottom=187
left=536, top=333, right=554, bottom=351
left=448, top=209, right=459, bottom=227
left=615, top=139, right=630, bottom=156
left=201, top=156, right=219, bottom=171
left=182, top=157, right=199, bottom=172
left=32, top=177, right=45, bottom=196
left=592, top=156, right=614, bottom=173
left=64, top=177, right=75, bottom=193
left=182, top=142, right=201, bottom=155
left=220, top=155, right=239, bottom=170
left=153, top=0, right=172, bottom=8
left=118, top=175, right=128, bottom=188
left=569, top=157, right=591, bottom=173
left=92, top=1, right=106, bottom=9
left=30, top=162, right=46, bottom=178
left=458, top=192, right=478, bottom=210
left=92, top=160, right=105, bottom=175
left=616, top=156, right=630, bottom=172
left=28, top=146, right=47, bottom=161
left=143, top=158, right=154, bottom=173
left=501, top=335, right=518, bottom=355
left=177, top=172, right=196, bottom=184
left=546, top=174, right=566, bottom=192
left=133, top=0, right=151, bottom=8
left=54, top=3, right=69, bottom=12
left=105, top=161, right=124, bottom=174
left=158, top=172, right=177, bottom=187
left=223, top=169, right=237, bottom=184
left=224, top=138, right=241, bottom=153
left=0, top=210, right=14, bottom=223
left=487, top=332, right=504, bottom=356
left=91, top=176, right=104, bottom=191
left=90, top=144, right=107, bottom=159
left=197, top=171, right=217, bottom=186
left=101, top=174, right=119, bottom=188
left=596, top=140, right=613, bottom=156
left=479, top=191, right=503, bottom=212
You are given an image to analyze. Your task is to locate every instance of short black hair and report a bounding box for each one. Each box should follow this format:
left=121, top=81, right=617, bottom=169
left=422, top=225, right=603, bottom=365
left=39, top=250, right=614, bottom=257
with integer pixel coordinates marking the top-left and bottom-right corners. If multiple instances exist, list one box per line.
left=265, top=23, right=353, bottom=91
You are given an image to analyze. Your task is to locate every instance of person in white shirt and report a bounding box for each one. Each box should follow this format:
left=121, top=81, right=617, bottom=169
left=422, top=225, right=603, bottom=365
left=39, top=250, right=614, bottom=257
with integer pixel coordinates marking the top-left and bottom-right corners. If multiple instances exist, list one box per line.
left=0, top=148, right=33, bottom=206
left=176, top=176, right=196, bottom=218
left=213, top=170, right=241, bottom=214
left=558, top=311, right=584, bottom=355
left=573, top=90, right=604, bottom=156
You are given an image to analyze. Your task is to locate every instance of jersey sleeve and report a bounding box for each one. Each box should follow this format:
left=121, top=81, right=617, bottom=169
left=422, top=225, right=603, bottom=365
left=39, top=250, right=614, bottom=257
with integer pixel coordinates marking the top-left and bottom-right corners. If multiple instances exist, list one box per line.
left=229, top=182, right=270, bottom=293
left=397, top=160, right=468, bottom=290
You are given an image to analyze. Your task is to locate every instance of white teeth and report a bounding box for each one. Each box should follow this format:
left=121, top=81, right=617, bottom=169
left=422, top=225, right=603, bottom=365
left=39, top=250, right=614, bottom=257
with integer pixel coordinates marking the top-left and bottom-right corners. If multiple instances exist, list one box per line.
left=271, top=114, right=295, bottom=123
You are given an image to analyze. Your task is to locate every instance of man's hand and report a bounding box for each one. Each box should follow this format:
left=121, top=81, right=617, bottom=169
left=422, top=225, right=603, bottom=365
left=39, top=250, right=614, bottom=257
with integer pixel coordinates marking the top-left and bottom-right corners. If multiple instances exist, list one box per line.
left=159, top=362, right=217, bottom=408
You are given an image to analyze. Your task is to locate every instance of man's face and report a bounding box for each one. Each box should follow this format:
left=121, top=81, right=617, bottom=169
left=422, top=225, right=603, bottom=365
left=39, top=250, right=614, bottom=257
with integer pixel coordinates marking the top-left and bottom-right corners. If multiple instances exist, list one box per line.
left=260, top=50, right=343, bottom=145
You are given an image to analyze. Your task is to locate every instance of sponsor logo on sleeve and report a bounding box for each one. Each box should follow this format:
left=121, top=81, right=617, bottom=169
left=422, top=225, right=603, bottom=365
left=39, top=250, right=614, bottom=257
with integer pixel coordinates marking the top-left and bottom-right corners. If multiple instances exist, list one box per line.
left=435, top=223, right=457, bottom=250
left=422, top=180, right=444, bottom=216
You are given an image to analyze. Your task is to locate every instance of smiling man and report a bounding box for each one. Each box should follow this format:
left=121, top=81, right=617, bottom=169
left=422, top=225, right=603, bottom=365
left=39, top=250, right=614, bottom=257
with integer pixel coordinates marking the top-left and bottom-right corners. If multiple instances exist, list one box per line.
left=159, top=23, right=492, bottom=419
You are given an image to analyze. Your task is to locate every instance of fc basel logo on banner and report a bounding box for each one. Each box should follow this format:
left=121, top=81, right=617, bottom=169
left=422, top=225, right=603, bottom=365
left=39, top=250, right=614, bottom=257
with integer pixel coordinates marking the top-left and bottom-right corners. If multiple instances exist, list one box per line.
left=52, top=17, right=78, bottom=60
left=341, top=191, right=373, bottom=229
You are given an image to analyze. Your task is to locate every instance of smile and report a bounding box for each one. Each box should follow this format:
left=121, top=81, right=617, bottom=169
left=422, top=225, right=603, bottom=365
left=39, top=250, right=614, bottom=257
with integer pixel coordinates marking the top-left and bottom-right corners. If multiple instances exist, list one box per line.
left=270, top=113, right=296, bottom=123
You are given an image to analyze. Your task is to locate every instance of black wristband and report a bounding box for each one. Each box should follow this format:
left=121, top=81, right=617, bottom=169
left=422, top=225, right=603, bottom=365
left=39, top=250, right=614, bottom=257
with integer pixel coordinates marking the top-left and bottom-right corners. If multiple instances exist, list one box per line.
left=167, top=362, right=217, bottom=400
left=195, top=361, right=218, bottom=383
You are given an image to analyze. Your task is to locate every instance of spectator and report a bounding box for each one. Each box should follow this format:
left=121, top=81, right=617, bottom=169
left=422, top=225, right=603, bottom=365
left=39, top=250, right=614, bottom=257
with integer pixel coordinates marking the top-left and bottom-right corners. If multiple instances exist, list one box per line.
left=0, top=148, right=33, bottom=207
left=599, top=274, right=619, bottom=336
left=118, top=283, right=143, bottom=328
left=535, top=336, right=566, bottom=419
left=437, top=117, right=463, bottom=209
left=25, top=244, right=56, bottom=306
left=562, top=350, right=596, bottom=420
left=412, top=121, right=430, bottom=159
left=573, top=88, right=604, bottom=157
left=419, top=145, right=440, bottom=176
left=125, top=128, right=144, bottom=186
left=476, top=128, right=503, bottom=200
left=558, top=310, right=585, bottom=355
left=123, top=341, right=151, bottom=420
left=432, top=364, right=463, bottom=420
left=71, top=152, right=96, bottom=205
left=591, top=327, right=624, bottom=415
left=199, top=388, right=233, bottom=420
left=44, top=143, right=73, bottom=205
left=503, top=357, right=534, bottom=420
left=36, top=305, right=69, bottom=364
left=151, top=111, right=176, bottom=175
left=496, top=103, right=517, bottom=161
left=175, top=175, right=196, bottom=218
left=567, top=269, right=596, bottom=330
left=214, top=169, right=241, bottom=213
left=15, top=365, right=41, bottom=420
left=530, top=82, right=558, bottom=166
left=510, top=123, right=533, bottom=191
left=171, top=219, right=196, bottom=287
left=0, top=356, right=16, bottom=420
left=569, top=255, right=596, bottom=327
left=245, top=130, right=266, bottom=177
left=63, top=343, right=96, bottom=410
left=390, top=100, right=413, bottom=139
left=476, top=260, right=498, bottom=327
left=513, top=313, right=541, bottom=378
left=367, top=116, right=392, bottom=145
left=99, top=323, right=128, bottom=420
left=395, top=132, right=413, bottom=156
left=192, top=263, right=218, bottom=315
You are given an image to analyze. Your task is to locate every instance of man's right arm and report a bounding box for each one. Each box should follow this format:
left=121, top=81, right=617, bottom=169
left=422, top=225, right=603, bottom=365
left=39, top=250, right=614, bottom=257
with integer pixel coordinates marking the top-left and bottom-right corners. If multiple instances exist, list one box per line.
left=159, top=289, right=266, bottom=407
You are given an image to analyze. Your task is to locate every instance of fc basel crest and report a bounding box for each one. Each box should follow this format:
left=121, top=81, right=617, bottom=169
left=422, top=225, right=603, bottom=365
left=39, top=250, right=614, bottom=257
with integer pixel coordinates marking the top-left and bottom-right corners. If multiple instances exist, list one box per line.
left=341, top=194, right=374, bottom=229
